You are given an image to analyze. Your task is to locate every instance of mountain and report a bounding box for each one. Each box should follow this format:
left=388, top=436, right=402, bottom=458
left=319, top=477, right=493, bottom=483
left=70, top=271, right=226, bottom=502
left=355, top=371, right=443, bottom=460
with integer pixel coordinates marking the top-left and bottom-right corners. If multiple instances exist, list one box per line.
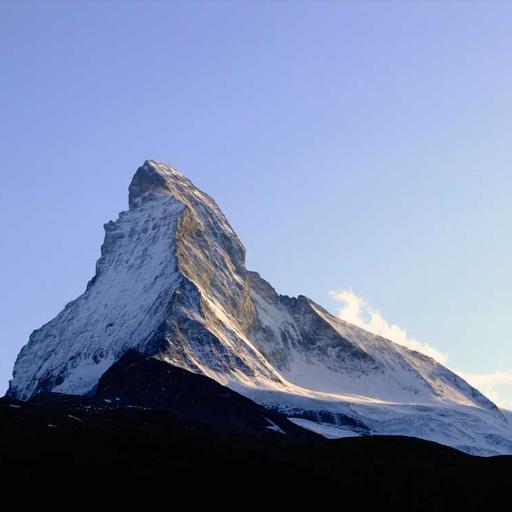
left=8, top=160, right=512, bottom=455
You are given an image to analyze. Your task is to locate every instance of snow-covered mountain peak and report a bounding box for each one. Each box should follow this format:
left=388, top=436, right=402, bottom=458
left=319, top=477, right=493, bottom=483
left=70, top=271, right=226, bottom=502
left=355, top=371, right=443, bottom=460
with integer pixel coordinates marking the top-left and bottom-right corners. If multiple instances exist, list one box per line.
left=129, top=160, right=190, bottom=209
left=8, top=160, right=512, bottom=455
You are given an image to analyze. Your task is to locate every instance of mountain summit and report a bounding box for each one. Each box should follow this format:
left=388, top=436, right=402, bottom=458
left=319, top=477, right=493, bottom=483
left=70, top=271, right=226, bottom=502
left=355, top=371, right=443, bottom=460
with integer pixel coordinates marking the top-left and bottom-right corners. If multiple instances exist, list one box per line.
left=8, top=160, right=512, bottom=455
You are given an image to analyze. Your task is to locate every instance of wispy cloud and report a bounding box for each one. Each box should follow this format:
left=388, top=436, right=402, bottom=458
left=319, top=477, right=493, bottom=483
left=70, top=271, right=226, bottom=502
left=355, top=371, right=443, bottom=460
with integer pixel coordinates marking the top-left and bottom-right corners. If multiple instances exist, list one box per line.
left=455, top=370, right=512, bottom=410
left=330, top=289, right=448, bottom=363
left=329, top=289, right=512, bottom=410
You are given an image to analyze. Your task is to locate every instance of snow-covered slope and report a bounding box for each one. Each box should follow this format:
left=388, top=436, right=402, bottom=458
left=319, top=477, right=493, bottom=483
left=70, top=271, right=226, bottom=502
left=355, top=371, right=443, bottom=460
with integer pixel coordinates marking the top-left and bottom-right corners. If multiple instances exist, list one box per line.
left=244, top=272, right=512, bottom=455
left=8, top=160, right=512, bottom=455
left=248, top=272, right=498, bottom=411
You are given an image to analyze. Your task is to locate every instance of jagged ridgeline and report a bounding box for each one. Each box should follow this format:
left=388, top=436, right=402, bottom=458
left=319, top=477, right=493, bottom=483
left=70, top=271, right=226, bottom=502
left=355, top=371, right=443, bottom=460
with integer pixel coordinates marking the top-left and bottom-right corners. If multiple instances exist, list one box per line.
left=8, top=160, right=512, bottom=455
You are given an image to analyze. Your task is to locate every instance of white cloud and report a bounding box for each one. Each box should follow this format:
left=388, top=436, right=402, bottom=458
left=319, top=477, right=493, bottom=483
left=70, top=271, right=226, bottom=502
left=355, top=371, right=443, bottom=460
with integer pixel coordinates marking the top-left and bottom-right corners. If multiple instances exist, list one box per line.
left=329, top=289, right=512, bottom=410
left=455, top=370, right=512, bottom=410
left=330, top=289, right=448, bottom=364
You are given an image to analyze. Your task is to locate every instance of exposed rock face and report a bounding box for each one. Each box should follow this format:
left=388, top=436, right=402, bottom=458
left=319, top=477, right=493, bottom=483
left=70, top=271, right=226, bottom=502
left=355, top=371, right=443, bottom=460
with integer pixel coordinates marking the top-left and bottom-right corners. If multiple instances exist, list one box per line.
left=7, top=160, right=512, bottom=455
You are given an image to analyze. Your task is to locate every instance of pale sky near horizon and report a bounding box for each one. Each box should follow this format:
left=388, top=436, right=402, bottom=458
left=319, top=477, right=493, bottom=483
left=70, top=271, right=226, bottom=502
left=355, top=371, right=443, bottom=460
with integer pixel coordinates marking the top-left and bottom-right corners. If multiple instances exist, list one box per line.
left=1, top=1, right=511, bottom=405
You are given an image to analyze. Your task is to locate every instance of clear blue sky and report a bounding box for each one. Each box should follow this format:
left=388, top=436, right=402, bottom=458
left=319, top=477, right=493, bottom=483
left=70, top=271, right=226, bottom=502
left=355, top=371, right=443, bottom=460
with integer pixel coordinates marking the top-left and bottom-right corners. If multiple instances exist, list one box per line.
left=1, top=1, right=511, bottom=402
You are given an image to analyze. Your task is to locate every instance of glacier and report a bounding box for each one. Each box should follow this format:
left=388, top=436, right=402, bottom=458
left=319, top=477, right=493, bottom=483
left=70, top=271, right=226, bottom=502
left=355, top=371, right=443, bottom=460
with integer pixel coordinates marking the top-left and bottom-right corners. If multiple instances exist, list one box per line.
left=8, top=160, right=512, bottom=455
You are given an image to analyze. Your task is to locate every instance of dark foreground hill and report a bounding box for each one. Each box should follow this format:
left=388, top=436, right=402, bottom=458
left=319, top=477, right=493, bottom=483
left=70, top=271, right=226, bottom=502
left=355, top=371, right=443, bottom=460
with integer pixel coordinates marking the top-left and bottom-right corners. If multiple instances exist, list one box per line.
left=1, top=352, right=512, bottom=509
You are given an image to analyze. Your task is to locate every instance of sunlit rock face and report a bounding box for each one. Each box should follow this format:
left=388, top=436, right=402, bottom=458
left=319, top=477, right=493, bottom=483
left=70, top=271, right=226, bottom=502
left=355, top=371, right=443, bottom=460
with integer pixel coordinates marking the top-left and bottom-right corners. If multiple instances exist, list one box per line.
left=8, top=161, right=282, bottom=400
left=8, top=160, right=512, bottom=455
